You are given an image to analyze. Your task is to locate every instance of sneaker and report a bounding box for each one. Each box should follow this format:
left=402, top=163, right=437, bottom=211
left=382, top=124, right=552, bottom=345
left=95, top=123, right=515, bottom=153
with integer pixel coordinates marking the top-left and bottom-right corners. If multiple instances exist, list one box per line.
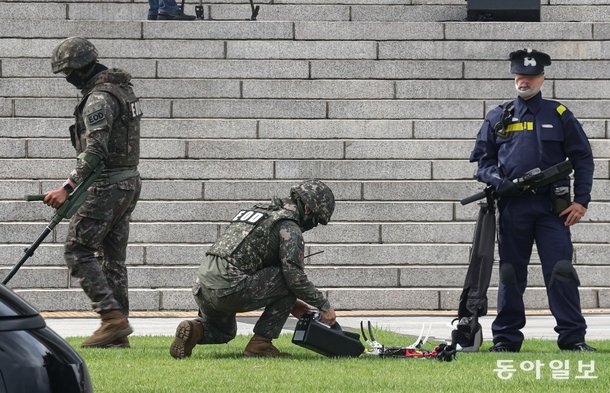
left=147, top=15, right=157, bottom=20
left=158, top=12, right=196, bottom=21
left=560, top=342, right=597, bottom=352
left=489, top=342, right=520, bottom=353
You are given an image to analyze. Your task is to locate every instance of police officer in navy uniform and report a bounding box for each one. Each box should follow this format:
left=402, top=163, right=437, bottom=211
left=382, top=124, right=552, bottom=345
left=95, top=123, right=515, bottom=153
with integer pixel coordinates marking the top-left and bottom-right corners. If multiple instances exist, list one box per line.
left=470, top=49, right=595, bottom=352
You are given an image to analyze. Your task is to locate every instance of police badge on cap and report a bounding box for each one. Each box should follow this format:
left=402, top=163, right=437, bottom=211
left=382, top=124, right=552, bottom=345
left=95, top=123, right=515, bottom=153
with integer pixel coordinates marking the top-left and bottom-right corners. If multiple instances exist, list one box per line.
left=509, top=49, right=551, bottom=75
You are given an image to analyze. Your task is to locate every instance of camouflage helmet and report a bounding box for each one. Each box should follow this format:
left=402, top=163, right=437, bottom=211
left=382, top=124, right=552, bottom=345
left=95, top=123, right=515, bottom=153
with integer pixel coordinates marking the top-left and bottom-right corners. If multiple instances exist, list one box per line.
left=51, top=37, right=98, bottom=74
left=290, top=179, right=335, bottom=225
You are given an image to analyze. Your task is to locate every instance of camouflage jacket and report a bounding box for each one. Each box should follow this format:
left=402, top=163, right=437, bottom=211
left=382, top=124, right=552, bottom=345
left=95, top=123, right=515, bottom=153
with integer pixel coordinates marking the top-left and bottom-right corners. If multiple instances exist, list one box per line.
left=69, top=68, right=142, bottom=185
left=206, top=198, right=330, bottom=311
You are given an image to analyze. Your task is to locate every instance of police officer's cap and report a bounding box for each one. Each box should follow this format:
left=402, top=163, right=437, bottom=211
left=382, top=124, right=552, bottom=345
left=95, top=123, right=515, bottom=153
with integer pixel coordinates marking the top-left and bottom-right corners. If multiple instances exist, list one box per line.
left=509, top=48, right=551, bottom=75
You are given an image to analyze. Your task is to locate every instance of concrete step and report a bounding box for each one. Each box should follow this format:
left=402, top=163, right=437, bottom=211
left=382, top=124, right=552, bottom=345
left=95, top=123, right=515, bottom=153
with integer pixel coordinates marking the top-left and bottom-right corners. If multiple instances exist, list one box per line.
left=134, top=179, right=608, bottom=202
left=334, top=280, right=610, bottom=310
left=3, top=138, right=479, bottom=160
left=11, top=286, right=608, bottom=311
left=1, top=157, right=608, bottom=182
left=3, top=96, right=610, bottom=123
left=1, top=118, right=607, bottom=140
left=0, top=36, right=610, bottom=62
left=3, top=198, right=610, bottom=224
left=3, top=1, right=610, bottom=22
left=3, top=264, right=609, bottom=291
left=0, top=200, right=459, bottom=222
left=0, top=0, right=607, bottom=5
left=5, top=136, right=606, bottom=161
left=147, top=98, right=610, bottom=119
left=13, top=288, right=162, bottom=312
left=2, top=20, right=610, bottom=42
left=1, top=117, right=607, bottom=141
left=0, top=241, right=514, bottom=270
left=1, top=242, right=608, bottom=269
left=9, top=78, right=610, bottom=100
left=2, top=221, right=610, bottom=245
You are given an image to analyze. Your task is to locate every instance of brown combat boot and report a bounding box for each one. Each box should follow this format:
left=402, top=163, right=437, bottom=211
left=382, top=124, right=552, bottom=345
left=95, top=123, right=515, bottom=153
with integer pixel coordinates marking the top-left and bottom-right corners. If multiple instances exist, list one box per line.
left=243, top=334, right=291, bottom=358
left=81, top=310, right=133, bottom=348
left=106, top=336, right=130, bottom=348
left=169, top=320, right=204, bottom=359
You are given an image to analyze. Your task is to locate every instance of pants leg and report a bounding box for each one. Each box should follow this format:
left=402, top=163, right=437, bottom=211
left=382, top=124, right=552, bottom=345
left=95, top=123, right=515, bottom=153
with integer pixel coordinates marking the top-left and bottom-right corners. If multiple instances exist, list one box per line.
left=65, top=178, right=140, bottom=314
left=65, top=215, right=121, bottom=313
left=194, top=266, right=295, bottom=343
left=193, top=283, right=238, bottom=344
left=100, top=177, right=141, bottom=316
left=159, top=0, right=180, bottom=14
left=148, top=0, right=159, bottom=17
left=534, top=203, right=587, bottom=347
left=492, top=197, right=535, bottom=347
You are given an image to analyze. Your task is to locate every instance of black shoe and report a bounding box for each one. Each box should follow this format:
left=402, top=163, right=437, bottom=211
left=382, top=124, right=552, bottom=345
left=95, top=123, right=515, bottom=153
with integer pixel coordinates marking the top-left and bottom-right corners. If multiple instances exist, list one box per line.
left=560, top=342, right=597, bottom=352
left=147, top=15, right=157, bottom=20
left=158, top=12, right=196, bottom=21
left=489, top=342, right=520, bottom=353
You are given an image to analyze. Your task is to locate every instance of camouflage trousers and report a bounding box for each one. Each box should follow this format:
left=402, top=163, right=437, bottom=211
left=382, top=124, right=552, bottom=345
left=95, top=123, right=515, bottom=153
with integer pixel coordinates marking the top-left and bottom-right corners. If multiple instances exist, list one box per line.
left=64, top=176, right=141, bottom=315
left=193, top=266, right=296, bottom=343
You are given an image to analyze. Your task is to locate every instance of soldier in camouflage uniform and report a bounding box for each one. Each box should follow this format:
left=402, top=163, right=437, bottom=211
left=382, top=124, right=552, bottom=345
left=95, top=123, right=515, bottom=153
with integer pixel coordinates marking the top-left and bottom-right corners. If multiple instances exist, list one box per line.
left=170, top=179, right=337, bottom=359
left=43, top=37, right=142, bottom=348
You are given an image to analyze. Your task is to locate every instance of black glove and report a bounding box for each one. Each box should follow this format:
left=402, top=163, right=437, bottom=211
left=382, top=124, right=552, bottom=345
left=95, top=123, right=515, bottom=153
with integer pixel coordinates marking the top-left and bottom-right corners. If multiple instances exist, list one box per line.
left=496, top=178, right=520, bottom=197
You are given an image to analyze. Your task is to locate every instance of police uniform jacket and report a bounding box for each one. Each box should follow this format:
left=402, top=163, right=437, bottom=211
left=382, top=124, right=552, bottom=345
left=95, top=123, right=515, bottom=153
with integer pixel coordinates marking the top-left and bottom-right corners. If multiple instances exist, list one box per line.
left=470, top=93, right=594, bottom=207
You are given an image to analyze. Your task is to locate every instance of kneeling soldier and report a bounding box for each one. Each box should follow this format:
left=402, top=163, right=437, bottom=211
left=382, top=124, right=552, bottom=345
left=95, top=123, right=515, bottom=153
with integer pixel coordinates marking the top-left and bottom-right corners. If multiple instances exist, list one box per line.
left=170, top=180, right=336, bottom=358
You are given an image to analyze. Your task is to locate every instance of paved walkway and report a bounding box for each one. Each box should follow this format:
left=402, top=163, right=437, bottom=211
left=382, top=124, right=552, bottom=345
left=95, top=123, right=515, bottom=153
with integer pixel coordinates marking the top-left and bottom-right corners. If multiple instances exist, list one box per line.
left=45, top=312, right=610, bottom=342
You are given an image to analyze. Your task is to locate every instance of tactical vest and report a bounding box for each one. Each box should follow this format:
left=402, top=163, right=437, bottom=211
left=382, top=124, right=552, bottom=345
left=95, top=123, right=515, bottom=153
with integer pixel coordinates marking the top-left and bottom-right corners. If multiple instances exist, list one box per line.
left=71, top=72, right=142, bottom=168
left=207, top=203, right=301, bottom=274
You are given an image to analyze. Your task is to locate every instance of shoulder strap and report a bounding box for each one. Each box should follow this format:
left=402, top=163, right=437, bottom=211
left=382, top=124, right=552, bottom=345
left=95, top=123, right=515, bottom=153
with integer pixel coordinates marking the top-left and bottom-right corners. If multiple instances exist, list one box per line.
left=493, top=100, right=516, bottom=139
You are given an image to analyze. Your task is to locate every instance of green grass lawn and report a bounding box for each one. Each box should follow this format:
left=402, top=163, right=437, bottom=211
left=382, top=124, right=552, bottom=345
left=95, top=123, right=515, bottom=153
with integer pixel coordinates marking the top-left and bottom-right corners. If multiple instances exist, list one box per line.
left=67, top=330, right=608, bottom=393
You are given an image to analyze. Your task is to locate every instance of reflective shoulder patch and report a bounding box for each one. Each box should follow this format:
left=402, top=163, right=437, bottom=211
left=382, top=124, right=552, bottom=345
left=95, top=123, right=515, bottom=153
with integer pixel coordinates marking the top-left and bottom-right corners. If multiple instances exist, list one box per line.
left=542, top=124, right=554, bottom=128
left=556, top=104, right=567, bottom=116
left=505, top=122, right=534, bottom=133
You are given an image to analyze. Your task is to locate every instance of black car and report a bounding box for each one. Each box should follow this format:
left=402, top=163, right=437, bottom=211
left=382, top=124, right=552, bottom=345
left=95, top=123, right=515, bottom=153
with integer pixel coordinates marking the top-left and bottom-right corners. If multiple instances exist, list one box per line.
left=0, top=284, right=93, bottom=393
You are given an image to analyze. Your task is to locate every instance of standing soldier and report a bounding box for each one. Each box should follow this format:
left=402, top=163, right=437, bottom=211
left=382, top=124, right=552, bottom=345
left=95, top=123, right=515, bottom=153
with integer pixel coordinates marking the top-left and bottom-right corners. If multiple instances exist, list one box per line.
left=170, top=179, right=337, bottom=359
left=44, top=37, right=142, bottom=348
left=470, top=49, right=595, bottom=352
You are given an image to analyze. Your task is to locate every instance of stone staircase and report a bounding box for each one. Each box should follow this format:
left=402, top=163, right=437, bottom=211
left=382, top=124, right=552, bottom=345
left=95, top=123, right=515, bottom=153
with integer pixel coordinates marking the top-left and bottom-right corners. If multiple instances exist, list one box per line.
left=3, top=0, right=610, bottom=22
left=0, top=0, right=609, bottom=312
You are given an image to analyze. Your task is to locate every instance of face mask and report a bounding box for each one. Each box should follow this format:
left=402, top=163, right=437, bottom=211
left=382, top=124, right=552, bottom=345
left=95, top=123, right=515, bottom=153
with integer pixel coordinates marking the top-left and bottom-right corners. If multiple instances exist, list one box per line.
left=65, top=63, right=107, bottom=89
left=65, top=71, right=87, bottom=89
left=515, top=83, right=540, bottom=100
left=300, top=214, right=318, bottom=232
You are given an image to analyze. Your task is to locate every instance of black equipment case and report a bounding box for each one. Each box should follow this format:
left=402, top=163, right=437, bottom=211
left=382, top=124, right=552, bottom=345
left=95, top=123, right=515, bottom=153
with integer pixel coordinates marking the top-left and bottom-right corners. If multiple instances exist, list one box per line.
left=292, top=313, right=364, bottom=357
left=466, top=0, right=540, bottom=22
